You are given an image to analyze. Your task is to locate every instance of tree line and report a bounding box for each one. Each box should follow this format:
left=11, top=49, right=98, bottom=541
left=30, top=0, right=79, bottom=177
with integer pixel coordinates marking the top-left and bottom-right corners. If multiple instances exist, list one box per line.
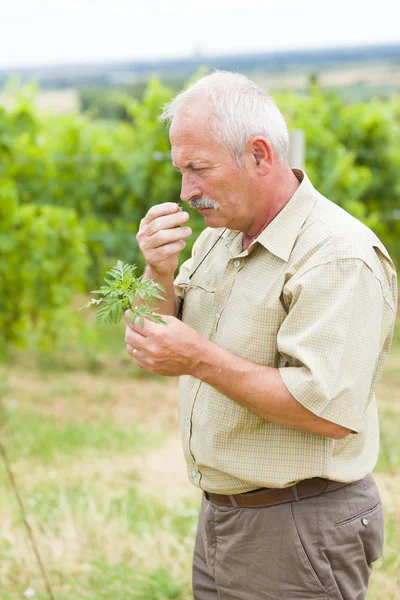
left=1, top=78, right=399, bottom=351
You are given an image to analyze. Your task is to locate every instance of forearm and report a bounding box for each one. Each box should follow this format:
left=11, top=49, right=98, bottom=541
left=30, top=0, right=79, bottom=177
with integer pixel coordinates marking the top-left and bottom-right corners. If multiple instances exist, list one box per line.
left=141, top=266, right=179, bottom=317
left=192, top=339, right=350, bottom=439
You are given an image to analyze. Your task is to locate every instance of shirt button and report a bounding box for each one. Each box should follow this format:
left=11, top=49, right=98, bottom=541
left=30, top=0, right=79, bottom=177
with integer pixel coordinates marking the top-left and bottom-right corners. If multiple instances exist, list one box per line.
left=185, top=417, right=190, bottom=426
left=215, top=312, right=221, bottom=319
left=233, top=260, right=240, bottom=267
left=361, top=517, right=369, bottom=526
left=191, top=468, right=197, bottom=479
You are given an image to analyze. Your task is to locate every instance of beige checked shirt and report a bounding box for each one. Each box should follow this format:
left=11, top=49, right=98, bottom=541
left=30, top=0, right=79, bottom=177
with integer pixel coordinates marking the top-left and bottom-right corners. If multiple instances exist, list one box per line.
left=174, top=170, right=397, bottom=494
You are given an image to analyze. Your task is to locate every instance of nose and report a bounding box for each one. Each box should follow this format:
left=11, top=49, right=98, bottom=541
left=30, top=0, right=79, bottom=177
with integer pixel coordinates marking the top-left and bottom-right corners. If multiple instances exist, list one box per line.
left=180, top=172, right=202, bottom=203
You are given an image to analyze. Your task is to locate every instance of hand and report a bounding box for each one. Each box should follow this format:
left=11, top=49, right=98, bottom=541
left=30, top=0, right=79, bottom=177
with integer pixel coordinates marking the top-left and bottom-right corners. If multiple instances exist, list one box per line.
left=136, top=203, right=192, bottom=277
left=124, top=310, right=205, bottom=376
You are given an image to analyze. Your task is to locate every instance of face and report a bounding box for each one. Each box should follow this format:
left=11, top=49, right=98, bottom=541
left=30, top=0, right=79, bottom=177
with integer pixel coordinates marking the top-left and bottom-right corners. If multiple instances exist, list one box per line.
left=170, top=104, right=259, bottom=233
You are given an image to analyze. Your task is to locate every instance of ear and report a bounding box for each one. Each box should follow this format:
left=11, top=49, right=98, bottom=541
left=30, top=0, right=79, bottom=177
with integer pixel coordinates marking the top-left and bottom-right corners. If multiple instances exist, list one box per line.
left=248, top=137, right=273, bottom=175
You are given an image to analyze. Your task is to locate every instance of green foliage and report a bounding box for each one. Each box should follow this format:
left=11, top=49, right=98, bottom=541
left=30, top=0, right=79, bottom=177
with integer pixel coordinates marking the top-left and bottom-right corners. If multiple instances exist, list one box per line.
left=79, top=87, right=131, bottom=120
left=1, top=79, right=198, bottom=288
left=1, top=79, right=399, bottom=352
left=0, top=199, right=88, bottom=352
left=79, top=75, right=188, bottom=121
left=80, top=260, right=166, bottom=327
left=276, top=85, right=400, bottom=262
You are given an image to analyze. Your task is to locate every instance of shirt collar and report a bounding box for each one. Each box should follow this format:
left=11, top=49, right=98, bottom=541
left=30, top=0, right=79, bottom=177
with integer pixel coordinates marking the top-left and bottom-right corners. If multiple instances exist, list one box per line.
left=221, top=170, right=318, bottom=261
left=254, top=169, right=317, bottom=261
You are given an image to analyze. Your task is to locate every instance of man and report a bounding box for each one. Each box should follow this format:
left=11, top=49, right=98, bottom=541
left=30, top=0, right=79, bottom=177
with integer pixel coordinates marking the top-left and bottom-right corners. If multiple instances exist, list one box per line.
left=124, top=72, right=397, bottom=599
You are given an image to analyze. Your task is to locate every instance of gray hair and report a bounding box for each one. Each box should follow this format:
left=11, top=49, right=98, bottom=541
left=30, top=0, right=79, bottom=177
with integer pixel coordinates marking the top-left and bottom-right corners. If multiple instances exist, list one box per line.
left=159, top=71, right=289, bottom=165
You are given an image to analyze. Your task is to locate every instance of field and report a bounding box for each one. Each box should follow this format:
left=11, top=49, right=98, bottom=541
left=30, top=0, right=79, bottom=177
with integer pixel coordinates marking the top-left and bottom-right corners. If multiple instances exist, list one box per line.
left=254, top=61, right=400, bottom=88
left=0, top=89, right=80, bottom=114
left=2, top=61, right=400, bottom=119
left=253, top=61, right=400, bottom=101
left=0, top=315, right=399, bottom=599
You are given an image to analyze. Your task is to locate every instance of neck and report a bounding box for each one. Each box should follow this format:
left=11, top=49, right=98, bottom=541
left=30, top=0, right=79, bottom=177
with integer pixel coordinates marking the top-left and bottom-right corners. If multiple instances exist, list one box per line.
left=243, top=168, right=300, bottom=245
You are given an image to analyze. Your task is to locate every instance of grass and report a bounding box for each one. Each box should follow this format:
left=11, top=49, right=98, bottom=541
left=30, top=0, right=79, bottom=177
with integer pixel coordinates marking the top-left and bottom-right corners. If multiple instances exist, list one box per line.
left=0, top=313, right=398, bottom=599
left=0, top=325, right=199, bottom=599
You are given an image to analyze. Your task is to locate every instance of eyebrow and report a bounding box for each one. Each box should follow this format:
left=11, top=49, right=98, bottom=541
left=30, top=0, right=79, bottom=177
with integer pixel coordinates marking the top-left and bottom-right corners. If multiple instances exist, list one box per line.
left=173, top=161, right=206, bottom=172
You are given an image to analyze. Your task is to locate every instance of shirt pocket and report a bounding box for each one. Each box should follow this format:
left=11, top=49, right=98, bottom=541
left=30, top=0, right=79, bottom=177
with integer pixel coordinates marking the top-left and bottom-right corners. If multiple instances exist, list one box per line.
left=179, top=282, right=216, bottom=336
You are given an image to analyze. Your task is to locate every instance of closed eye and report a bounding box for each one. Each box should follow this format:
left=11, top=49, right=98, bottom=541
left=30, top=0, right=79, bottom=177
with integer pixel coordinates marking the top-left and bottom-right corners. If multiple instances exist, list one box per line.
left=173, top=165, right=208, bottom=173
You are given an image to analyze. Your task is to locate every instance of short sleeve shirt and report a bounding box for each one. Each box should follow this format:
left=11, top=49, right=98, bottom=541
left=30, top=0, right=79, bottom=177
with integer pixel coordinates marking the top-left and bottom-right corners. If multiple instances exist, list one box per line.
left=174, top=170, right=397, bottom=494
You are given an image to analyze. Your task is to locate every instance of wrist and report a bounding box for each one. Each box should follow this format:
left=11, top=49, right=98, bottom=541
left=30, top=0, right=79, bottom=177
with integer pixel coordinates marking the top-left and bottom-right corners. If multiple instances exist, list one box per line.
left=145, top=265, right=175, bottom=286
left=189, top=336, right=219, bottom=381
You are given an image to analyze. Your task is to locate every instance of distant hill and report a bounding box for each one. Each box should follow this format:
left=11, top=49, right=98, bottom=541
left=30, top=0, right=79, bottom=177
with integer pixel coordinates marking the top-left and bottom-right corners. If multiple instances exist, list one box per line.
left=1, top=43, right=400, bottom=90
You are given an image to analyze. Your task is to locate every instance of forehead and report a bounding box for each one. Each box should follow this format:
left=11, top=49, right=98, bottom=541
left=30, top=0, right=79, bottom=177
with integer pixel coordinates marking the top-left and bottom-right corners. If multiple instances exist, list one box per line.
left=169, top=99, right=212, bottom=139
left=169, top=104, right=231, bottom=164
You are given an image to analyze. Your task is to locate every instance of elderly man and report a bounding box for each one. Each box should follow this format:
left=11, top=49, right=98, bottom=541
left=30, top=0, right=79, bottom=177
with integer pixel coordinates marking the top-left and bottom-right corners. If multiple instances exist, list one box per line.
left=125, top=72, right=397, bottom=599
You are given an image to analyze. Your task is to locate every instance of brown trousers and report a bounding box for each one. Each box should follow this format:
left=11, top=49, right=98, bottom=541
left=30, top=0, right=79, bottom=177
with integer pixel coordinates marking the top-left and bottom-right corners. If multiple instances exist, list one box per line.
left=193, top=474, right=384, bottom=600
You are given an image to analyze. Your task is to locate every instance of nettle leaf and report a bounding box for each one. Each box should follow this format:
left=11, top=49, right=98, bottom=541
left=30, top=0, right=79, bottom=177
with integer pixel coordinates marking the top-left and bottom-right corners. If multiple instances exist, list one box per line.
left=125, top=291, right=137, bottom=306
left=78, top=297, right=103, bottom=310
left=148, top=313, right=166, bottom=325
left=107, top=260, right=136, bottom=284
left=79, top=260, right=166, bottom=327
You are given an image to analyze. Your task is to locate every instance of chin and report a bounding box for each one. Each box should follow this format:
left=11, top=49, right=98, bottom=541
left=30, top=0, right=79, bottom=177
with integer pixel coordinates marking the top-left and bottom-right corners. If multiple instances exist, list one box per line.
left=202, top=214, right=225, bottom=227
left=203, top=213, right=236, bottom=231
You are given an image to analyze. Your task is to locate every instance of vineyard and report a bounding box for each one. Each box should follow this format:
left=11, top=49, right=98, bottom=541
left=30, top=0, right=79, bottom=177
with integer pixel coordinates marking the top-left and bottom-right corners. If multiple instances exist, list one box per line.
left=0, top=75, right=399, bottom=598
left=1, top=78, right=399, bottom=352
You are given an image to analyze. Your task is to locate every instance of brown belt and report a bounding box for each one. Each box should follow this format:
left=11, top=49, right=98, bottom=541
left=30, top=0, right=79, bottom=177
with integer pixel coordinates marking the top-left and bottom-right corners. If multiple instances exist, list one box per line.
left=205, top=478, right=352, bottom=508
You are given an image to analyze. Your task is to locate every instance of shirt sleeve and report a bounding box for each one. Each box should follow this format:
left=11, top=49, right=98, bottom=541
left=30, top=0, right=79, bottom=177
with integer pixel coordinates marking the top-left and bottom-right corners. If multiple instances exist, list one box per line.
left=278, top=258, right=384, bottom=433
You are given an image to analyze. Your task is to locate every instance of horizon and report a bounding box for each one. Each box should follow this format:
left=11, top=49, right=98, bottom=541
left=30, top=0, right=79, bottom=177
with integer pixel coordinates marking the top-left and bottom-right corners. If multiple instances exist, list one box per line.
left=1, top=40, right=399, bottom=73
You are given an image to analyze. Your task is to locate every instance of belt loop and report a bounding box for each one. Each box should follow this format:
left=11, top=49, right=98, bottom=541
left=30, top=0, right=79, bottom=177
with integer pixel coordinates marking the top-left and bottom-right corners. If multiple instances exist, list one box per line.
left=229, top=494, right=239, bottom=507
left=292, top=484, right=299, bottom=502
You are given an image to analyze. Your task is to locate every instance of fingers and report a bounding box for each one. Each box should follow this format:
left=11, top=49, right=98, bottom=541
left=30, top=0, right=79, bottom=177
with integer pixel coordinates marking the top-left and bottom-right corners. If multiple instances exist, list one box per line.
left=125, top=324, right=146, bottom=353
left=143, top=239, right=188, bottom=267
left=125, top=310, right=174, bottom=330
left=126, top=344, right=137, bottom=358
left=146, top=211, right=190, bottom=235
left=140, top=203, right=182, bottom=226
left=137, top=202, right=191, bottom=278
left=126, top=345, right=146, bottom=371
left=124, top=310, right=157, bottom=335
left=137, top=204, right=191, bottom=261
left=157, top=314, right=175, bottom=324
left=124, top=311, right=146, bottom=332
left=138, top=212, right=190, bottom=248
left=145, top=225, right=192, bottom=250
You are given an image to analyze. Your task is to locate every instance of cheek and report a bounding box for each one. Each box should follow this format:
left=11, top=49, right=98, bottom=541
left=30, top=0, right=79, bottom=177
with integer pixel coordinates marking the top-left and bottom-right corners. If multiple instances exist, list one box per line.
left=207, top=170, right=245, bottom=207
left=221, top=191, right=242, bottom=210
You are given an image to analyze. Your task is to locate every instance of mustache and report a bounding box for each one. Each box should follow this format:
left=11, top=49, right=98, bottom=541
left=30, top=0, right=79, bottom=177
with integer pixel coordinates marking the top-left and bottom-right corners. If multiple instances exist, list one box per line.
left=189, top=195, right=220, bottom=210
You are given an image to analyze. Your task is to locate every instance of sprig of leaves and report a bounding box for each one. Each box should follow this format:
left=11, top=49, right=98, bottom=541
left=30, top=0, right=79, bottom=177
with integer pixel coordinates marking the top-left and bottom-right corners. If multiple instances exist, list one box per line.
left=79, top=260, right=166, bottom=327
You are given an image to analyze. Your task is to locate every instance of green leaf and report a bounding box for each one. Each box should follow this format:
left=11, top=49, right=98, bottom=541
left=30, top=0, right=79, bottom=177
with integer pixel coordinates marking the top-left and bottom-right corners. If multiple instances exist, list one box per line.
left=78, top=298, right=102, bottom=310
left=80, top=260, right=167, bottom=327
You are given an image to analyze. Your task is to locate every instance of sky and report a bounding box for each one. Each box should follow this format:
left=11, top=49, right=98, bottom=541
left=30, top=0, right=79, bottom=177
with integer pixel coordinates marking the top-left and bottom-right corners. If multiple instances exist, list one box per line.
left=0, top=0, right=399, bottom=69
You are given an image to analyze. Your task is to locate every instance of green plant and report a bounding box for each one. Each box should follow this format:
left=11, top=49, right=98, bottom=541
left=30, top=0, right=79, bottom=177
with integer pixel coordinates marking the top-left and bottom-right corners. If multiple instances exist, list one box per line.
left=80, top=260, right=166, bottom=327
left=0, top=201, right=88, bottom=353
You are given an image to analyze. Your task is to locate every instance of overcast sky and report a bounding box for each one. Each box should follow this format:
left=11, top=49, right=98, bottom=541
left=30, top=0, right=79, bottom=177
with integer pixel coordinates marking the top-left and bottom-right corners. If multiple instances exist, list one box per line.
left=0, top=0, right=399, bottom=69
